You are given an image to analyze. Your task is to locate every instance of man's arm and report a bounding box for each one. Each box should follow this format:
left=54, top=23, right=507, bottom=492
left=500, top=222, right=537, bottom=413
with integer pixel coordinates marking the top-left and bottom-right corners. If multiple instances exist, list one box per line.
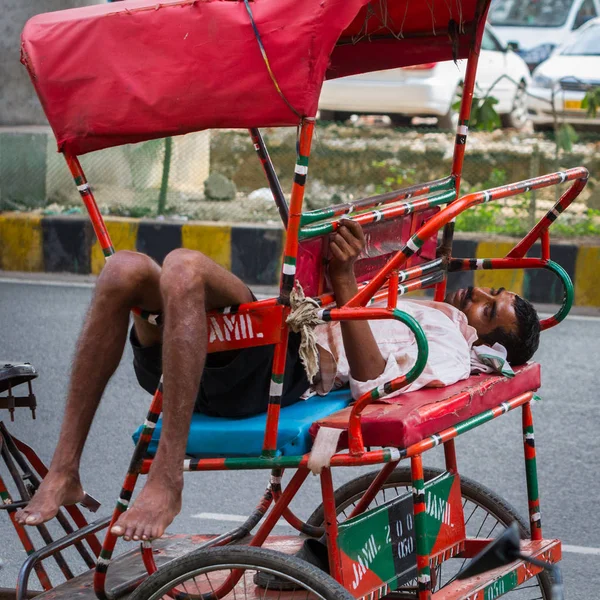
left=328, top=220, right=386, bottom=383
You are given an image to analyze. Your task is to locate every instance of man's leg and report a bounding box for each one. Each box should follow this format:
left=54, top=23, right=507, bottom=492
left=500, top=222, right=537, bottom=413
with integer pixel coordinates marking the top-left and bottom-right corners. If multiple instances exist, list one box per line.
left=16, top=251, right=163, bottom=525
left=16, top=249, right=252, bottom=535
left=109, top=248, right=253, bottom=542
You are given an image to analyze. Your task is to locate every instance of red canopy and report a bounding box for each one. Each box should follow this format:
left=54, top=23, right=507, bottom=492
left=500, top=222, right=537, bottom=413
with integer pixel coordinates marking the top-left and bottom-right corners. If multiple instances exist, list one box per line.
left=21, top=0, right=489, bottom=155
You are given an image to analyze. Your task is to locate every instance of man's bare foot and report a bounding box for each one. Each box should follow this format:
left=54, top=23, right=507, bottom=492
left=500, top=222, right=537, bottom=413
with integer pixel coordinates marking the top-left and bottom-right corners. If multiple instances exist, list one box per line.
left=110, top=477, right=182, bottom=542
left=15, top=471, right=84, bottom=526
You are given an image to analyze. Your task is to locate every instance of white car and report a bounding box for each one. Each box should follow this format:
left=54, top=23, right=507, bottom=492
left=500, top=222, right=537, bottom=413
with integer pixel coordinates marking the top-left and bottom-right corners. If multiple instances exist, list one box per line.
left=489, top=0, right=600, bottom=70
left=318, top=26, right=531, bottom=129
left=528, top=17, right=600, bottom=129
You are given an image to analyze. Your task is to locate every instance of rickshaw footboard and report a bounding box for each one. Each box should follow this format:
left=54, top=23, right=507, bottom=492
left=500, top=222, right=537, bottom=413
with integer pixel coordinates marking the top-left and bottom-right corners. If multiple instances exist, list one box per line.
left=436, top=538, right=560, bottom=599
left=24, top=533, right=559, bottom=600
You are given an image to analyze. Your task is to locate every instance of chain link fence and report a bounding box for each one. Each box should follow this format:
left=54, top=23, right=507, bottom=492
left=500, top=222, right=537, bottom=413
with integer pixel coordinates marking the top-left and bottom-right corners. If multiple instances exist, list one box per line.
left=1, top=122, right=599, bottom=236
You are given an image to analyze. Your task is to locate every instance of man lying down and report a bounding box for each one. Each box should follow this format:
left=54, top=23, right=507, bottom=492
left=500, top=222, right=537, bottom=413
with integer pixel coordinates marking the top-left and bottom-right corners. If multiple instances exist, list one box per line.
left=16, top=219, right=540, bottom=545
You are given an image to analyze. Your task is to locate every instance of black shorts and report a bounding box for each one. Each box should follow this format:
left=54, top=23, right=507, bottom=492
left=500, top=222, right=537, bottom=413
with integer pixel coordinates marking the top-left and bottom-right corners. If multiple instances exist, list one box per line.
left=130, top=327, right=310, bottom=419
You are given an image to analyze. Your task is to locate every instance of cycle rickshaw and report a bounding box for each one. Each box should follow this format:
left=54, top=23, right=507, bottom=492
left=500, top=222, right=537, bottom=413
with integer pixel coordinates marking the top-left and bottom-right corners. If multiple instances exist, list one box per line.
left=0, top=0, right=588, bottom=598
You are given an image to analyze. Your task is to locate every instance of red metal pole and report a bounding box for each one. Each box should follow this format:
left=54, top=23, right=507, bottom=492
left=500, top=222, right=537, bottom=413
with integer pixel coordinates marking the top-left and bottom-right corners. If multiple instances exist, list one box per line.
left=522, top=401, right=543, bottom=541
left=507, top=175, right=587, bottom=258
left=0, top=474, right=53, bottom=591
left=411, top=454, right=431, bottom=600
left=347, top=460, right=400, bottom=519
left=261, top=119, right=315, bottom=457
left=94, top=384, right=164, bottom=599
left=541, top=229, right=551, bottom=260
left=320, top=468, right=344, bottom=585
left=63, top=153, right=114, bottom=258
left=250, top=469, right=309, bottom=548
left=435, top=3, right=491, bottom=303
left=443, top=439, right=458, bottom=474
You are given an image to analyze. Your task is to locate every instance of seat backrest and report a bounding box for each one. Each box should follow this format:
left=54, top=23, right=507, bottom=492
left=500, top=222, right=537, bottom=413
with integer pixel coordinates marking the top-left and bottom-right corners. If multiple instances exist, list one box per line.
left=296, top=208, right=439, bottom=297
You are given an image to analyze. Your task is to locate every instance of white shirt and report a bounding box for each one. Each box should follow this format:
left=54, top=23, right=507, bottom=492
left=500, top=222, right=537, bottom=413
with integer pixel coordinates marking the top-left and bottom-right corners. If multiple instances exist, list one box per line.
left=314, top=299, right=478, bottom=400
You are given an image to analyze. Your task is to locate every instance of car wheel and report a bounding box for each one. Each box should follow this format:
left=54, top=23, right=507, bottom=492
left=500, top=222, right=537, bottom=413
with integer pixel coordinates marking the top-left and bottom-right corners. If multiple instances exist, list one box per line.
left=390, top=115, right=413, bottom=128
left=502, top=81, right=528, bottom=129
left=437, top=85, right=461, bottom=130
left=318, top=109, right=336, bottom=121
left=318, top=110, right=352, bottom=123
left=532, top=122, right=554, bottom=132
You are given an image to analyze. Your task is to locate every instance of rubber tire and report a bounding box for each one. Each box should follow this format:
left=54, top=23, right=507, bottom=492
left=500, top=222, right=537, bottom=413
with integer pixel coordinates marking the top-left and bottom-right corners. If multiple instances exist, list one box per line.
left=390, top=115, right=414, bottom=128
left=502, top=81, right=528, bottom=130
left=436, top=84, right=461, bottom=131
left=306, top=466, right=553, bottom=599
left=318, top=110, right=352, bottom=123
left=128, top=545, right=354, bottom=600
left=533, top=122, right=554, bottom=133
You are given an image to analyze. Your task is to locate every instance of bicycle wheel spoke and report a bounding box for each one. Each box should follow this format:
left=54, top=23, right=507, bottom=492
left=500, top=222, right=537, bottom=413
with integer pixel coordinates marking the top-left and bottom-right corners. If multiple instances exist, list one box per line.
left=207, top=571, right=217, bottom=597
left=475, top=512, right=491, bottom=539
left=242, top=569, right=248, bottom=600
left=463, top=502, right=479, bottom=527
left=488, top=521, right=500, bottom=537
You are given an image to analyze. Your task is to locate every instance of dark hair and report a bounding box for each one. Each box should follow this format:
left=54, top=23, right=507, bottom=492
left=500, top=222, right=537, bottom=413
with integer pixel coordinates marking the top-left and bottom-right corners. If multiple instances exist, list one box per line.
left=479, top=295, right=541, bottom=366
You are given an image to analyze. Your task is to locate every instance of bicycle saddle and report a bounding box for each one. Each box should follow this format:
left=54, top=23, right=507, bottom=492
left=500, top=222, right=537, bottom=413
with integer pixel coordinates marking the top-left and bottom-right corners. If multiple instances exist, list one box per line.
left=0, top=362, right=38, bottom=394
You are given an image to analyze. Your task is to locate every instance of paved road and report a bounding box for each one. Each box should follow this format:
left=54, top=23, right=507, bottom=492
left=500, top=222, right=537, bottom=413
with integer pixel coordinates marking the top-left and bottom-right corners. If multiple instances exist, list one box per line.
left=0, top=277, right=599, bottom=597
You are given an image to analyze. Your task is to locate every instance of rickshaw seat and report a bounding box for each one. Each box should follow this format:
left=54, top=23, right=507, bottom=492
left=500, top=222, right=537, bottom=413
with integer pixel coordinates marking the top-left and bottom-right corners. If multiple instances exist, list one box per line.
left=132, top=388, right=353, bottom=458
left=310, top=363, right=541, bottom=450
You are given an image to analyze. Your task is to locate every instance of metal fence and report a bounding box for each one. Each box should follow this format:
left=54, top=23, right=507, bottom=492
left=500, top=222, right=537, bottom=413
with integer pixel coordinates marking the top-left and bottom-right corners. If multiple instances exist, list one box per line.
left=1, top=123, right=599, bottom=236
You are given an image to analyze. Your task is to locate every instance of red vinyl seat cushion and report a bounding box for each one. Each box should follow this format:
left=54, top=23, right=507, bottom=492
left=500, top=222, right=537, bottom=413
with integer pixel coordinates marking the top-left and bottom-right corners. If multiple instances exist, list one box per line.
left=309, top=363, right=541, bottom=449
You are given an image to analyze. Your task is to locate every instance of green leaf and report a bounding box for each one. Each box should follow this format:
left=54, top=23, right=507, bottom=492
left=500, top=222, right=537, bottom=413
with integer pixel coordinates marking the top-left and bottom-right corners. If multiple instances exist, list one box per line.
left=470, top=95, right=501, bottom=132
left=582, top=87, right=600, bottom=118
left=555, top=123, right=579, bottom=153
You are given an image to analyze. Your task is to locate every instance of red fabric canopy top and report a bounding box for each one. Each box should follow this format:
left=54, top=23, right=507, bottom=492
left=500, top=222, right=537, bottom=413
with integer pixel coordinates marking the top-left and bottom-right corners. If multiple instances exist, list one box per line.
left=21, top=0, right=489, bottom=155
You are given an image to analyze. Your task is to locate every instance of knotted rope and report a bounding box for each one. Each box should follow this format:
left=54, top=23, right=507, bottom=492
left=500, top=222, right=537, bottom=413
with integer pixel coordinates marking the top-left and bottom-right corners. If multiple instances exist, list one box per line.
left=286, top=282, right=324, bottom=384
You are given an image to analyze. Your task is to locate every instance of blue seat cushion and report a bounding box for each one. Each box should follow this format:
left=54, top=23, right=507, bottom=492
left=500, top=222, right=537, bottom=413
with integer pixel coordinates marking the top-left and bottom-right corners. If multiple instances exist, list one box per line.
left=132, top=389, right=353, bottom=458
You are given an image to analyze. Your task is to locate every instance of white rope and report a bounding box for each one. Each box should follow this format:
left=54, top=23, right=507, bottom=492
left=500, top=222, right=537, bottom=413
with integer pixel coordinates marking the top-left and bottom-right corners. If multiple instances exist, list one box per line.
left=286, top=282, right=324, bottom=384
left=308, top=426, right=343, bottom=475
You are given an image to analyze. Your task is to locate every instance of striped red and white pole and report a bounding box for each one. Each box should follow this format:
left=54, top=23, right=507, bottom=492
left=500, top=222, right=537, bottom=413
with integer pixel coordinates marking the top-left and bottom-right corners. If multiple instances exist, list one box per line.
left=522, top=401, right=542, bottom=541
left=411, top=454, right=431, bottom=600
left=94, top=379, right=164, bottom=599
left=261, top=120, right=315, bottom=458
left=63, top=153, right=115, bottom=258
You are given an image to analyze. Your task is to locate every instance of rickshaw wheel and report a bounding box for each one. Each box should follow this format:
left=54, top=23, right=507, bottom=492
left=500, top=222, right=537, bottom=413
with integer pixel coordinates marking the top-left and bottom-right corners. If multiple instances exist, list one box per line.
left=307, top=466, right=552, bottom=600
left=128, top=545, right=354, bottom=600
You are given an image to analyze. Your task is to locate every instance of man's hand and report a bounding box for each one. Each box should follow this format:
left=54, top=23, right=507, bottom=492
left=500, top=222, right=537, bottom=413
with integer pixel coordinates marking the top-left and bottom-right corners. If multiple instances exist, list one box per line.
left=328, top=219, right=366, bottom=286
left=327, top=219, right=386, bottom=384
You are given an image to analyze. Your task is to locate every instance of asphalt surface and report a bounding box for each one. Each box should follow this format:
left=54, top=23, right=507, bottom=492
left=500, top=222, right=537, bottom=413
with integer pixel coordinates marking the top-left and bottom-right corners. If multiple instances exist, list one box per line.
left=0, top=275, right=599, bottom=597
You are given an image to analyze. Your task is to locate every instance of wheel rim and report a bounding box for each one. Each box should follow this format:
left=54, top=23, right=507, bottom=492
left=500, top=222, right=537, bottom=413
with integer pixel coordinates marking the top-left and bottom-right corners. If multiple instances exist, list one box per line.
left=510, top=84, right=528, bottom=128
left=146, top=562, right=332, bottom=600
left=439, top=86, right=461, bottom=130
left=449, top=106, right=460, bottom=130
left=329, top=479, right=548, bottom=599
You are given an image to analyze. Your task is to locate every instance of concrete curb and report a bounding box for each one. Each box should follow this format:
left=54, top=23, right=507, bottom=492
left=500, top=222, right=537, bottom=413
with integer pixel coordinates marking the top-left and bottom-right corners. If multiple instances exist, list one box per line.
left=1, top=213, right=599, bottom=306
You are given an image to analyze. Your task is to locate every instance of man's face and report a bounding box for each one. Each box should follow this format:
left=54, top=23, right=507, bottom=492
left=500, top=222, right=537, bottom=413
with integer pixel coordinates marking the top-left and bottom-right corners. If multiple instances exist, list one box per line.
left=445, top=287, right=518, bottom=340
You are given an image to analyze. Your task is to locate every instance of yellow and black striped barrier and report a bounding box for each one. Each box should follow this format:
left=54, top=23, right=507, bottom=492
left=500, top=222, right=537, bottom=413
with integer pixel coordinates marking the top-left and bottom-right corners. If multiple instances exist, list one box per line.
left=1, top=213, right=599, bottom=307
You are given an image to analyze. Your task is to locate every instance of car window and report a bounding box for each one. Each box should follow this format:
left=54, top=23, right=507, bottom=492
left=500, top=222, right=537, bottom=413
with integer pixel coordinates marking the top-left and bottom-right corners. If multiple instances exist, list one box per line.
left=489, top=0, right=576, bottom=28
left=481, top=29, right=501, bottom=51
left=561, top=23, right=600, bottom=53
left=573, top=0, right=597, bottom=28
